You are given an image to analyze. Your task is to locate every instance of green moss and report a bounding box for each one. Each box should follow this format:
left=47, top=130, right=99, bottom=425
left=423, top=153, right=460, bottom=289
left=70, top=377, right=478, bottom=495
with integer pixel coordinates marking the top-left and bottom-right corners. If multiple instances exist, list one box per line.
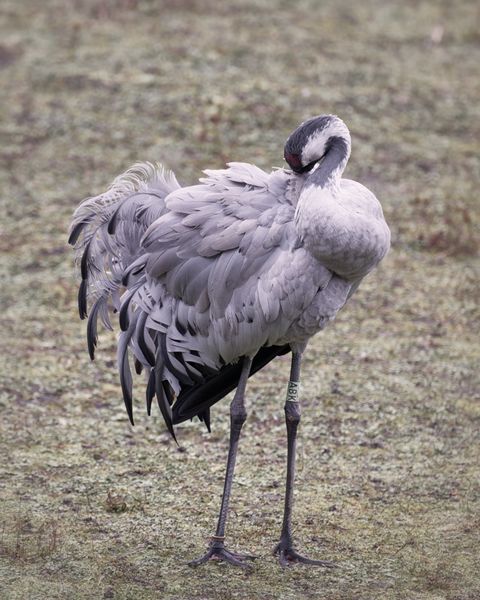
left=1, top=1, right=479, bottom=598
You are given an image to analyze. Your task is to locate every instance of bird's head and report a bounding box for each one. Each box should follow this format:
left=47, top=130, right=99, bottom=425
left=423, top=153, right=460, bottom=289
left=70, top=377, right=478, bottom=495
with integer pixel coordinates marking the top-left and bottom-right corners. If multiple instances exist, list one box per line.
left=284, top=115, right=351, bottom=174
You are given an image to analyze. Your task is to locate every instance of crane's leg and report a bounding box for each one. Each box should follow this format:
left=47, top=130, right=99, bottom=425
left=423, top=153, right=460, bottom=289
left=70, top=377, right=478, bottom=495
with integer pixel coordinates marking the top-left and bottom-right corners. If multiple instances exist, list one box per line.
left=273, top=351, right=337, bottom=567
left=189, top=356, right=257, bottom=568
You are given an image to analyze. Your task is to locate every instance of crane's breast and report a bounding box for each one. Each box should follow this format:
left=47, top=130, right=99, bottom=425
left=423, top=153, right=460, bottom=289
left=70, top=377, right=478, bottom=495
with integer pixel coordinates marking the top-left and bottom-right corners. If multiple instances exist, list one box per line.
left=283, top=274, right=353, bottom=343
left=295, top=180, right=390, bottom=280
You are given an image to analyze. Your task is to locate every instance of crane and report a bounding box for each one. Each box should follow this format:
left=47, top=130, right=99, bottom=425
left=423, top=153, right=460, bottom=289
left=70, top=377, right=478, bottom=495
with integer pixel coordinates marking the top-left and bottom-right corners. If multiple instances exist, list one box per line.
left=69, top=114, right=390, bottom=568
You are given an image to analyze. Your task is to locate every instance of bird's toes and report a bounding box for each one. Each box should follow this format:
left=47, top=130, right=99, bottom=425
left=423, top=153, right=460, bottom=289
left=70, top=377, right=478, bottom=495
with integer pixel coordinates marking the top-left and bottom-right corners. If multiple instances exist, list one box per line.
left=188, top=544, right=256, bottom=569
left=274, top=543, right=336, bottom=568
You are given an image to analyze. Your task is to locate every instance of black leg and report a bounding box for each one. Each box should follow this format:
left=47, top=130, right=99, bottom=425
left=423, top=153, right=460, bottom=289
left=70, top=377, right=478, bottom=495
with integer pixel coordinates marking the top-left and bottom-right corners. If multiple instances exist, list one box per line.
left=274, top=352, right=336, bottom=568
left=189, top=356, right=257, bottom=568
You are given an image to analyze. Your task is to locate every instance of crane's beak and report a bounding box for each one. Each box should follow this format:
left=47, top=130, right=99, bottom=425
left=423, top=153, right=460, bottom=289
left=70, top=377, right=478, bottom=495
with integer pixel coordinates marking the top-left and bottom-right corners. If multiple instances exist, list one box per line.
left=285, top=152, right=323, bottom=174
left=290, top=158, right=319, bottom=174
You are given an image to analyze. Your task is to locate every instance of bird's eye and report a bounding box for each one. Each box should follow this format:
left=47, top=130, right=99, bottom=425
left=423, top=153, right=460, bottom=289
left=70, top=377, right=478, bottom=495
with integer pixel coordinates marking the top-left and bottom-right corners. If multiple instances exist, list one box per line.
left=284, top=152, right=302, bottom=169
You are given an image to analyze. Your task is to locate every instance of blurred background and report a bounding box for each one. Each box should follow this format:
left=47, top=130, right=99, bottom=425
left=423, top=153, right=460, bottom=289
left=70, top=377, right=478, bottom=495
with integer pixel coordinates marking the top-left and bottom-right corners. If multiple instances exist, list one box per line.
left=1, top=1, right=479, bottom=599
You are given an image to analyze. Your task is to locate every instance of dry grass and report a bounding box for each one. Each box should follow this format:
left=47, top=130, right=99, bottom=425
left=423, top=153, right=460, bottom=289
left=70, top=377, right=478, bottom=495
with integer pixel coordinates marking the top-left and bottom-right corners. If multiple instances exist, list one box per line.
left=0, top=0, right=479, bottom=598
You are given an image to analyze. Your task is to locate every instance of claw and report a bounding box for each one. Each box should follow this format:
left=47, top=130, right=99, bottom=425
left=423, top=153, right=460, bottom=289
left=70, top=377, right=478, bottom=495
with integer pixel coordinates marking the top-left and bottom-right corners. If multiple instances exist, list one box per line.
left=189, top=542, right=257, bottom=568
left=273, top=542, right=337, bottom=568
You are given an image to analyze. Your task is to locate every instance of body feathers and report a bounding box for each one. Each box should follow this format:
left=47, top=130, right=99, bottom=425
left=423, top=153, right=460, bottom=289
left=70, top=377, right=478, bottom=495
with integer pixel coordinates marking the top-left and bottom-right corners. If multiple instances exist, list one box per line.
left=69, top=119, right=390, bottom=435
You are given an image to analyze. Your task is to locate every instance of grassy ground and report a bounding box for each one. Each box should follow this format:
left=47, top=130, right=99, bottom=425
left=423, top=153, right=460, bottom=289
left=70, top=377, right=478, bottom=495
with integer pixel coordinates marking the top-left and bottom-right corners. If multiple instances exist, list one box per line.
left=1, top=0, right=479, bottom=598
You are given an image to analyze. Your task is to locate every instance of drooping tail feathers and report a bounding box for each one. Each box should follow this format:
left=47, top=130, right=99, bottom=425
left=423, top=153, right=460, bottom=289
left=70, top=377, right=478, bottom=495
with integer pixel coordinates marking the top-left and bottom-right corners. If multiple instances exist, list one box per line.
left=68, top=162, right=180, bottom=359
left=69, top=162, right=291, bottom=436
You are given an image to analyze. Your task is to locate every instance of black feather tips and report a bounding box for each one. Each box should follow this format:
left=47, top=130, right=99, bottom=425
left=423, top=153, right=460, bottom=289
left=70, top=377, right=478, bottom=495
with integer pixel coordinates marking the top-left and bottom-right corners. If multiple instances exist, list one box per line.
left=86, top=299, right=102, bottom=359
left=118, top=342, right=290, bottom=439
left=154, top=345, right=177, bottom=443
left=172, top=344, right=291, bottom=425
left=78, top=279, right=88, bottom=320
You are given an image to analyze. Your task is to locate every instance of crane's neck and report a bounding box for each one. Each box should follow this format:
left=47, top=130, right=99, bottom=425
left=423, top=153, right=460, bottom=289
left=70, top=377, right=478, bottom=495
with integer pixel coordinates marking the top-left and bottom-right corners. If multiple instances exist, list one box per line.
left=294, top=135, right=383, bottom=279
left=305, top=135, right=350, bottom=193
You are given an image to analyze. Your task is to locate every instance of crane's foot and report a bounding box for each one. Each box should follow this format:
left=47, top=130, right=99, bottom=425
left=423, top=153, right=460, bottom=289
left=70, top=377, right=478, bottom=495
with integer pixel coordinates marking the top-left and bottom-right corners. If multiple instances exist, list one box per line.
left=188, top=540, right=257, bottom=569
left=273, top=541, right=337, bottom=568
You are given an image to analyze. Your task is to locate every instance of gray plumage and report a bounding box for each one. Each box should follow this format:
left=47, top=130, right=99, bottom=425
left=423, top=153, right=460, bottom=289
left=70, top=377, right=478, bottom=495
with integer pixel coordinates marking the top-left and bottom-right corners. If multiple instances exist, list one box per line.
left=69, top=115, right=390, bottom=567
left=69, top=115, right=390, bottom=432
